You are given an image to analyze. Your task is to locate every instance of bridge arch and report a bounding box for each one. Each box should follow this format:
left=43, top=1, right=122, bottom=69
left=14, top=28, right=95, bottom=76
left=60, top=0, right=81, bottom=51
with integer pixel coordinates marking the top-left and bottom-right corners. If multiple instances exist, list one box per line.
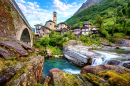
left=16, top=27, right=33, bottom=46
left=20, top=28, right=31, bottom=44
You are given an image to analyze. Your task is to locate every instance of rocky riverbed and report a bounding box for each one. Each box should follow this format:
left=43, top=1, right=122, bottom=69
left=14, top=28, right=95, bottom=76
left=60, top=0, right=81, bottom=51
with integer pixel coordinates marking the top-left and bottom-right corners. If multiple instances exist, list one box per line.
left=63, top=40, right=130, bottom=69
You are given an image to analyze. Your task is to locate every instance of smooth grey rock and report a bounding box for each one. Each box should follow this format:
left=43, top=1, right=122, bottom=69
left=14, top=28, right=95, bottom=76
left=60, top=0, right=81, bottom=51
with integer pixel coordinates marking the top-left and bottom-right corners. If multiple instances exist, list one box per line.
left=0, top=41, right=28, bottom=57
left=0, top=47, right=13, bottom=59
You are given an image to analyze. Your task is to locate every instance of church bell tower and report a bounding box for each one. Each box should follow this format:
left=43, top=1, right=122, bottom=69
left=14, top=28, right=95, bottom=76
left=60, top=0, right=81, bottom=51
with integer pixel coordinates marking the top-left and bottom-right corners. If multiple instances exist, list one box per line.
left=53, top=11, right=57, bottom=25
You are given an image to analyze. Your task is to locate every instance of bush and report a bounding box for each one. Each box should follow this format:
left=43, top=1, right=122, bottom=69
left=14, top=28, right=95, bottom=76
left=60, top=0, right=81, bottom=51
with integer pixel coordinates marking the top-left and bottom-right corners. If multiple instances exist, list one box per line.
left=40, top=36, right=50, bottom=46
left=113, top=33, right=125, bottom=38
left=80, top=35, right=89, bottom=43
left=47, top=45, right=63, bottom=55
left=101, top=30, right=111, bottom=40
left=35, top=41, right=41, bottom=48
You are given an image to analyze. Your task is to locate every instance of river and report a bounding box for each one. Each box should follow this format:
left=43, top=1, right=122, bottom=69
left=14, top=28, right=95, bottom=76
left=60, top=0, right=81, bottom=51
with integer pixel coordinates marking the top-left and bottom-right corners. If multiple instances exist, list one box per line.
left=42, top=58, right=81, bottom=77
left=43, top=47, right=130, bottom=77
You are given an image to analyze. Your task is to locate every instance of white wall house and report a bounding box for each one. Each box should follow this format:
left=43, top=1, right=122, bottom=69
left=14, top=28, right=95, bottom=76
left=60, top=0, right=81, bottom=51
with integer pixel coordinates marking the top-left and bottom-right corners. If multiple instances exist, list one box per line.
left=34, top=24, right=42, bottom=37
left=59, top=22, right=67, bottom=29
left=81, top=23, right=91, bottom=35
left=71, top=26, right=81, bottom=36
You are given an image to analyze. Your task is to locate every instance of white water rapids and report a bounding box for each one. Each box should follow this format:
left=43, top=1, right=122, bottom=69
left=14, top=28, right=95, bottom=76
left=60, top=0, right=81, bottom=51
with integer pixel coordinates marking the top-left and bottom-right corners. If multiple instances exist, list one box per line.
left=91, top=50, right=127, bottom=66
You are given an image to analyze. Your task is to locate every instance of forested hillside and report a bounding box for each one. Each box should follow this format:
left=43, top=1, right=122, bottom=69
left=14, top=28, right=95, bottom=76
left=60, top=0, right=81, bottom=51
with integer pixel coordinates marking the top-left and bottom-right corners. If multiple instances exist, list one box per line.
left=65, top=0, right=130, bottom=36
left=74, top=0, right=105, bottom=15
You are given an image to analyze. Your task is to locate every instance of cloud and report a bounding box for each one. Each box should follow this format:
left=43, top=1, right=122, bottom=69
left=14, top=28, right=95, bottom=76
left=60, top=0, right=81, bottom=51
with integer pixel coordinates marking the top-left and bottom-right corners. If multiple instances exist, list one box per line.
left=19, top=0, right=25, bottom=3
left=16, top=0, right=52, bottom=27
left=15, top=0, right=84, bottom=27
left=52, top=0, right=82, bottom=18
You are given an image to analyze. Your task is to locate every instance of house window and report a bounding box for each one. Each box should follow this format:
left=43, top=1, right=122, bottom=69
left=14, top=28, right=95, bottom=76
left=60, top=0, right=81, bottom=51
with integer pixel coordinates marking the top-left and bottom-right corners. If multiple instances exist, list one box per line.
left=36, top=29, right=39, bottom=33
left=36, top=26, right=39, bottom=29
left=50, top=23, right=52, bottom=25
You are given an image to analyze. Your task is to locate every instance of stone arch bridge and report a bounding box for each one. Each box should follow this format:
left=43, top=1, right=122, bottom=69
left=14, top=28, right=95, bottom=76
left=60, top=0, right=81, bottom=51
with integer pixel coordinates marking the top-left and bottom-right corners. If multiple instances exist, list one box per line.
left=9, top=0, right=34, bottom=46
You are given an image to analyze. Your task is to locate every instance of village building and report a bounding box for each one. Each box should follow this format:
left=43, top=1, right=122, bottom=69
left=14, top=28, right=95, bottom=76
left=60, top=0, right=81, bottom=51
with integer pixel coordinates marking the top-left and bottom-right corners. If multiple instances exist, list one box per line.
left=34, top=24, right=43, bottom=37
left=58, top=22, right=68, bottom=29
left=71, top=26, right=81, bottom=37
left=34, top=11, right=58, bottom=37
left=81, top=23, right=91, bottom=35
left=91, top=27, right=99, bottom=34
left=55, top=28, right=69, bottom=34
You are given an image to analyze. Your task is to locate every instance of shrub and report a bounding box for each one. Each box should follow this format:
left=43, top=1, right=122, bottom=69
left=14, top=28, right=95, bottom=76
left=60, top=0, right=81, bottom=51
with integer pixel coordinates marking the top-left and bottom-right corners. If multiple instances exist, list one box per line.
left=47, top=45, right=63, bottom=55
left=34, top=41, right=41, bottom=48
left=80, top=35, right=89, bottom=43
left=40, top=36, right=50, bottom=46
left=101, top=30, right=111, bottom=40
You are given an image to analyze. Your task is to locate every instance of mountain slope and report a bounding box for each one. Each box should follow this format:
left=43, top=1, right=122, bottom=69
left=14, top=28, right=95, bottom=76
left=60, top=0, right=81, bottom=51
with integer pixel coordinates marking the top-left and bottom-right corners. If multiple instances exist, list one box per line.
left=65, top=0, right=129, bottom=27
left=74, top=0, right=105, bottom=15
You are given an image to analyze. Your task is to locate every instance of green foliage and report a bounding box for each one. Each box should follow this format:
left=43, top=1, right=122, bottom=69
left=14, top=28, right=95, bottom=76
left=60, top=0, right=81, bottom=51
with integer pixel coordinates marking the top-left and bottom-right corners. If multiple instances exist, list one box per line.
left=113, top=33, right=125, bottom=37
left=47, top=45, right=63, bottom=55
left=80, top=35, right=89, bottom=43
left=127, top=7, right=130, bottom=18
left=34, top=41, right=41, bottom=48
left=117, top=11, right=123, bottom=17
left=65, top=0, right=130, bottom=37
left=100, top=29, right=111, bottom=39
left=38, top=83, right=43, bottom=86
left=40, top=36, right=50, bottom=46
left=95, top=16, right=104, bottom=30
left=67, top=31, right=77, bottom=40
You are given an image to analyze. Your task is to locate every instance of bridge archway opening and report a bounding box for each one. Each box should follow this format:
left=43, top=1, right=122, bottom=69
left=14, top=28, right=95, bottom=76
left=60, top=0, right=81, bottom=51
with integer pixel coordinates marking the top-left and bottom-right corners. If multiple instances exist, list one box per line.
left=20, top=28, right=31, bottom=44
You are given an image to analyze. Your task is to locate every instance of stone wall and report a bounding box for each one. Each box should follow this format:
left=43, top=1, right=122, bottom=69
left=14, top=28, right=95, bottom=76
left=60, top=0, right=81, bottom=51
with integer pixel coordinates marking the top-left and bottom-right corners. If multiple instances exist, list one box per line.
left=8, top=0, right=34, bottom=46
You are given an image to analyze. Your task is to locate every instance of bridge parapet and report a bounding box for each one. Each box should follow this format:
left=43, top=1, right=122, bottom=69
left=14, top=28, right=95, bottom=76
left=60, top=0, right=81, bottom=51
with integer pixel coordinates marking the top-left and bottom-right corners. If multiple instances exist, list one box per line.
left=7, top=0, right=34, bottom=46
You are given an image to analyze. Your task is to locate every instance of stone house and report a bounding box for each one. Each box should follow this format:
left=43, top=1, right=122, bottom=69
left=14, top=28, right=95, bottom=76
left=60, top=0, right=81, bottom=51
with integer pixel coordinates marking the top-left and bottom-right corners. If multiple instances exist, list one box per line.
left=58, top=22, right=68, bottom=29
left=55, top=28, right=69, bottom=34
left=34, top=24, right=43, bottom=37
left=71, top=26, right=81, bottom=36
left=41, top=26, right=52, bottom=37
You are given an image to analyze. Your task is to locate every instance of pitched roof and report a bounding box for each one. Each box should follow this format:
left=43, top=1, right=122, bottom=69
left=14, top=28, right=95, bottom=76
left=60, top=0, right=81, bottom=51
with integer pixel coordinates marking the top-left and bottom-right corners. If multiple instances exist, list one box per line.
left=53, top=11, right=57, bottom=13
left=41, top=26, right=52, bottom=31
left=34, top=24, right=43, bottom=26
left=82, top=26, right=89, bottom=29
left=47, top=20, right=53, bottom=22
left=55, top=29, right=62, bottom=32
left=92, top=28, right=98, bottom=31
left=59, top=22, right=66, bottom=25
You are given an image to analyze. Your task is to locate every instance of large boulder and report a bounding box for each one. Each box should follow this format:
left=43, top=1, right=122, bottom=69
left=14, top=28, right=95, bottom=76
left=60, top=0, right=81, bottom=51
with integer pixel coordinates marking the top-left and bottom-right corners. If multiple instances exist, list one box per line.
left=49, top=68, right=109, bottom=86
left=63, top=40, right=99, bottom=66
left=81, top=65, right=130, bottom=86
left=107, top=60, right=121, bottom=66
left=0, top=47, right=14, bottom=59
left=81, top=65, right=130, bottom=74
left=0, top=41, right=28, bottom=57
left=119, top=61, right=130, bottom=69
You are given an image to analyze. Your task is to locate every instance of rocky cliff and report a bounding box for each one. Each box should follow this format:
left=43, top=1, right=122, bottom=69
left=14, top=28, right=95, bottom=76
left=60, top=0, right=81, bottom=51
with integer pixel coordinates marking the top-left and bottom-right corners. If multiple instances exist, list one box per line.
left=74, top=0, right=105, bottom=15
left=0, top=0, right=45, bottom=85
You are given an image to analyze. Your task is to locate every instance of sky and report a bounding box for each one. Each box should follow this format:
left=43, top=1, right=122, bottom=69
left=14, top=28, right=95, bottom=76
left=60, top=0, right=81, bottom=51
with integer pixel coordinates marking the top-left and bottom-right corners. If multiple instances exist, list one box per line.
left=15, top=0, right=86, bottom=28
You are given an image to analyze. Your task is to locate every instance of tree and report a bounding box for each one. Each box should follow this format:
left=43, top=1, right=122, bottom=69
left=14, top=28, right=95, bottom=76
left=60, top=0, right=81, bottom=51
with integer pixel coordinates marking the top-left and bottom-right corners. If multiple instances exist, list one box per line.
left=40, top=36, right=50, bottom=46
left=127, top=7, right=130, bottom=18
left=118, top=11, right=123, bottom=17
left=95, top=16, right=103, bottom=30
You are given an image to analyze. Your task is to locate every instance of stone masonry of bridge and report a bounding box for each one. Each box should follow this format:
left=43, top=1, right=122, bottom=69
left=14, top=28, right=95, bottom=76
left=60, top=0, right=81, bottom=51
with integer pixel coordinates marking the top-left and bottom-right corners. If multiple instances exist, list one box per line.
left=10, top=0, right=34, bottom=46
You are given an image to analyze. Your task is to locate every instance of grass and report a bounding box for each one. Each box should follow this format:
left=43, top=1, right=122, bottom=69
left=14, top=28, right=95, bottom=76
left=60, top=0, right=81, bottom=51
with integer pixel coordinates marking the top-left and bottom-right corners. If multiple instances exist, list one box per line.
left=104, top=17, right=116, bottom=26
left=47, top=45, right=63, bottom=55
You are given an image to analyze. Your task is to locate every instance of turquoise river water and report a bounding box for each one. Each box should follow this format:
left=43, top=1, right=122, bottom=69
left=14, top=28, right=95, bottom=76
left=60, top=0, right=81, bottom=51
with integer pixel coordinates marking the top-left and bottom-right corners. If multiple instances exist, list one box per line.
left=42, top=58, right=81, bottom=77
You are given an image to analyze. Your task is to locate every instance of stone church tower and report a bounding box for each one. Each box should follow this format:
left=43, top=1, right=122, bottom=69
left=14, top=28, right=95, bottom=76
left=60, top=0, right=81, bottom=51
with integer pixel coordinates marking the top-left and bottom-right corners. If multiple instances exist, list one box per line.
left=53, top=11, right=57, bottom=25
